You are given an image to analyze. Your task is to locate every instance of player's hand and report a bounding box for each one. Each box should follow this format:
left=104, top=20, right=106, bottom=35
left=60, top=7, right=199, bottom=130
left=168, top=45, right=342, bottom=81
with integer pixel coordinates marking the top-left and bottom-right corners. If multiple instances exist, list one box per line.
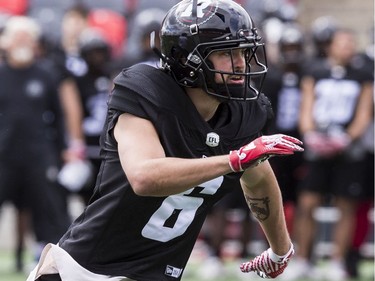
left=304, top=131, right=350, bottom=158
left=327, top=131, right=351, bottom=153
left=63, top=139, right=86, bottom=162
left=240, top=244, right=294, bottom=279
left=229, top=134, right=304, bottom=172
left=303, top=131, right=332, bottom=156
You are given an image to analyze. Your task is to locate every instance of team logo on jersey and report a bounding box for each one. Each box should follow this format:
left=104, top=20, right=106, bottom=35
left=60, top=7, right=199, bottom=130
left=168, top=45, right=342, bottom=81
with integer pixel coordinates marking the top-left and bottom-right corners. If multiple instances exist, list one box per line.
left=26, top=80, right=44, bottom=98
left=175, top=0, right=219, bottom=27
left=206, top=132, right=220, bottom=147
left=165, top=265, right=183, bottom=278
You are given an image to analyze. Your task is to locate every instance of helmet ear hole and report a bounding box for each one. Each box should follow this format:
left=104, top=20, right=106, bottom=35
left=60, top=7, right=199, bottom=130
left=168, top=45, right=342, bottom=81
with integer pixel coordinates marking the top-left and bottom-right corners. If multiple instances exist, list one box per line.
left=171, top=46, right=188, bottom=64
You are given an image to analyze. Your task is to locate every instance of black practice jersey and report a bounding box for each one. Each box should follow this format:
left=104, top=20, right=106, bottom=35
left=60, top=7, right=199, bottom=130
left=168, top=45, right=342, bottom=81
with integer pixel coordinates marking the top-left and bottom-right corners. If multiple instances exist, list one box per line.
left=59, top=64, right=271, bottom=280
left=74, top=72, right=111, bottom=152
left=263, top=64, right=303, bottom=137
left=0, top=62, right=65, bottom=163
left=305, top=59, right=373, bottom=130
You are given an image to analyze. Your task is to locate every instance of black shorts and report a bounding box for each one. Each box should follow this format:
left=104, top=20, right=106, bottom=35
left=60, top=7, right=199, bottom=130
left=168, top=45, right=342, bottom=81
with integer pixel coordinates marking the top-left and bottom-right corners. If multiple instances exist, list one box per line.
left=214, top=185, right=249, bottom=211
left=36, top=274, right=61, bottom=281
left=363, top=152, right=374, bottom=197
left=298, top=156, right=367, bottom=199
left=269, top=152, right=304, bottom=203
left=0, top=161, right=71, bottom=243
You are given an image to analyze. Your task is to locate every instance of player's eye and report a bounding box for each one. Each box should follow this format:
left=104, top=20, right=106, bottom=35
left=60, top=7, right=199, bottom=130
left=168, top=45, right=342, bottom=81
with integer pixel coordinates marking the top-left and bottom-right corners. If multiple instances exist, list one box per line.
left=217, top=50, right=231, bottom=57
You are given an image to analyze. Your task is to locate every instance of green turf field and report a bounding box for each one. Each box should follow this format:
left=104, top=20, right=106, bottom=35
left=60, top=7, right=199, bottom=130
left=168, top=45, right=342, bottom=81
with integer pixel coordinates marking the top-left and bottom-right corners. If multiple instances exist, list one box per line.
left=0, top=250, right=373, bottom=281
left=0, top=250, right=31, bottom=281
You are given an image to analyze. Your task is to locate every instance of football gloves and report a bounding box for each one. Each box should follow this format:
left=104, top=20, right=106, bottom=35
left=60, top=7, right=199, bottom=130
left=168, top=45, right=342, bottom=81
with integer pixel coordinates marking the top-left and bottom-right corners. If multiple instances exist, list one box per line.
left=240, top=244, right=295, bottom=279
left=229, top=134, right=304, bottom=172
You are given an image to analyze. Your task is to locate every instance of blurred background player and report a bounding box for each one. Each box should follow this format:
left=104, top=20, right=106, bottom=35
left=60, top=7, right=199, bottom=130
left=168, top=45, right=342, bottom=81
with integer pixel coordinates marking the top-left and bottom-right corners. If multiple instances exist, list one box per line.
left=310, top=16, right=338, bottom=59
left=344, top=25, right=374, bottom=278
left=55, top=3, right=90, bottom=182
left=262, top=22, right=306, bottom=234
left=116, top=7, right=165, bottom=70
left=282, top=27, right=373, bottom=281
left=61, top=29, right=114, bottom=203
left=0, top=16, right=71, bottom=271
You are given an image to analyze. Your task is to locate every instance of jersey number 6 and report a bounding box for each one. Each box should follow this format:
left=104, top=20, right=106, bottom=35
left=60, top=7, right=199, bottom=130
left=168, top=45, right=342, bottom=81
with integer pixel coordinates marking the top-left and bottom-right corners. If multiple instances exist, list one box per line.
left=141, top=176, right=223, bottom=242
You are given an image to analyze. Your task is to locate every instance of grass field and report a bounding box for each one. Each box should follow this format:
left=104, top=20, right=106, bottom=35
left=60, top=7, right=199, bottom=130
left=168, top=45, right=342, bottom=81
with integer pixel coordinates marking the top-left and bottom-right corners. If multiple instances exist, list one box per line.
left=0, top=250, right=373, bottom=281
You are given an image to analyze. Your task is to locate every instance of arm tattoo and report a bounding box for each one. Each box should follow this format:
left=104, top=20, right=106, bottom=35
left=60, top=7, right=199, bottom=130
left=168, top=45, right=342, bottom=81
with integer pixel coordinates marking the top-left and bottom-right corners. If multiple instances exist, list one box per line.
left=244, top=194, right=270, bottom=221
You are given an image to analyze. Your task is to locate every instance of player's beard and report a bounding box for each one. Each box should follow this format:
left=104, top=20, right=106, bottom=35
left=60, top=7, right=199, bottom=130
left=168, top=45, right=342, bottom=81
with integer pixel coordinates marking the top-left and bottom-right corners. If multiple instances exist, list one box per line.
left=215, top=83, right=246, bottom=100
left=215, top=74, right=258, bottom=101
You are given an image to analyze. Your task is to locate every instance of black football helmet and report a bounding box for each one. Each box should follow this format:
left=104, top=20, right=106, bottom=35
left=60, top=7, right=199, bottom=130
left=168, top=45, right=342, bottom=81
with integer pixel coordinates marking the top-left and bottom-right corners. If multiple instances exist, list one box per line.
left=157, top=0, right=267, bottom=101
left=311, top=16, right=338, bottom=58
left=279, top=23, right=304, bottom=66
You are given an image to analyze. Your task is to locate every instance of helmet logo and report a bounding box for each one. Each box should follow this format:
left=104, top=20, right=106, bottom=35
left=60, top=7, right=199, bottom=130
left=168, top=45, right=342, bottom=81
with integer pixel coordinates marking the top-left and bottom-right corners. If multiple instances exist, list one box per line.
left=176, top=0, right=218, bottom=27
left=206, top=132, right=220, bottom=147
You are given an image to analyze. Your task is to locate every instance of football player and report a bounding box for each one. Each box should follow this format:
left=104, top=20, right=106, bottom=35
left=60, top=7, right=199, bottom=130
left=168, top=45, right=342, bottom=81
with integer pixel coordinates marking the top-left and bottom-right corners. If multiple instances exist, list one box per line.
left=283, top=28, right=374, bottom=281
left=0, top=16, right=71, bottom=272
left=27, top=1, right=303, bottom=280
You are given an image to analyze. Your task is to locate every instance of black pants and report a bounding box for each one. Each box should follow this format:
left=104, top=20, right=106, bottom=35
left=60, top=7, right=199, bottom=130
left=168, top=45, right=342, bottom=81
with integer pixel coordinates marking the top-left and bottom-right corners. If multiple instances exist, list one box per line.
left=0, top=160, right=71, bottom=243
left=36, top=274, right=61, bottom=281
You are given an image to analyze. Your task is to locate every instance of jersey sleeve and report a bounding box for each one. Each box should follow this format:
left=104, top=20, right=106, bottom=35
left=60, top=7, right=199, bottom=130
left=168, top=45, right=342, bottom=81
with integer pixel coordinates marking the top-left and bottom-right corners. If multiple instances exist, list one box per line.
left=108, top=65, right=175, bottom=121
left=108, top=84, right=149, bottom=120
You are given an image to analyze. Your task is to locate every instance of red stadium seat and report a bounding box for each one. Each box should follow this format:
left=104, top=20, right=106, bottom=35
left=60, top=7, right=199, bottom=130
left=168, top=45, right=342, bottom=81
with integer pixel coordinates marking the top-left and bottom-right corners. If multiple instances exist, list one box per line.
left=88, top=9, right=127, bottom=58
left=0, top=0, right=28, bottom=15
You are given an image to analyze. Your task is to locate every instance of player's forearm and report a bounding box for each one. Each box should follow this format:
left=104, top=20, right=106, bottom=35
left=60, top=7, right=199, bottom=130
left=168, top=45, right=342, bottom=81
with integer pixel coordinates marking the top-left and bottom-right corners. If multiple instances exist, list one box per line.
left=241, top=163, right=291, bottom=255
left=127, top=155, right=232, bottom=197
left=257, top=197, right=291, bottom=256
left=299, top=76, right=316, bottom=135
left=346, top=82, right=374, bottom=140
left=59, top=78, right=85, bottom=141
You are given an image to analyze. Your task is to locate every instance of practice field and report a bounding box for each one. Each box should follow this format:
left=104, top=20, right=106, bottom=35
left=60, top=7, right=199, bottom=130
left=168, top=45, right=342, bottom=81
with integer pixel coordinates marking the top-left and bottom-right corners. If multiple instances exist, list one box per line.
left=0, top=250, right=373, bottom=281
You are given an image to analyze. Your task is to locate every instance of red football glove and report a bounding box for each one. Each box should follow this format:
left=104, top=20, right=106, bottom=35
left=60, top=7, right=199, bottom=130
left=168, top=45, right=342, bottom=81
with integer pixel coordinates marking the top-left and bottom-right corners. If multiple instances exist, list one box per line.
left=240, top=244, right=295, bottom=279
left=229, top=134, right=304, bottom=172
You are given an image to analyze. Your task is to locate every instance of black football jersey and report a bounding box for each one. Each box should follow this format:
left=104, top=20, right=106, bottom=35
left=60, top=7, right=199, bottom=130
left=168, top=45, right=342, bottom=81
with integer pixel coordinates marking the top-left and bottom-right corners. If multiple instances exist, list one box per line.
left=263, top=64, right=303, bottom=136
left=59, top=64, right=271, bottom=280
left=73, top=72, right=111, bottom=148
left=306, top=60, right=373, bottom=130
left=0, top=62, right=65, bottom=162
